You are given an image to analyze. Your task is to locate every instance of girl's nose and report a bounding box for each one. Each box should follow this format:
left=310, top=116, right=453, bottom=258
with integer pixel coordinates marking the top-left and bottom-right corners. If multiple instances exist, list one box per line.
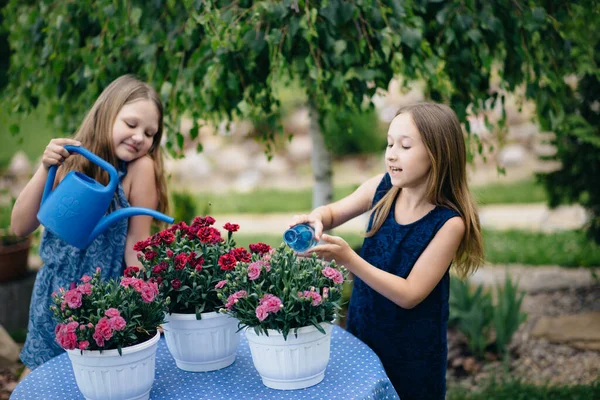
left=131, top=131, right=143, bottom=143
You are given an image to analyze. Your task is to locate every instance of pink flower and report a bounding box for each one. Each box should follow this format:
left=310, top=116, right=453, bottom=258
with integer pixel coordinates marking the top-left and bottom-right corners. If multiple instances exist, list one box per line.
left=93, top=331, right=105, bottom=347
left=322, top=267, right=344, bottom=284
left=255, top=305, right=269, bottom=321
left=76, top=283, right=92, bottom=295
left=259, top=294, right=282, bottom=313
left=247, top=263, right=261, bottom=281
left=80, top=275, right=92, bottom=283
left=299, top=290, right=322, bottom=306
left=64, top=289, right=82, bottom=309
left=215, top=280, right=227, bottom=289
left=225, top=290, right=247, bottom=309
left=140, top=284, right=156, bottom=302
left=323, top=287, right=329, bottom=299
left=120, top=277, right=137, bottom=288
left=94, top=317, right=113, bottom=345
left=109, top=316, right=127, bottom=331
left=78, top=341, right=89, bottom=350
left=105, top=308, right=120, bottom=318
left=55, top=323, right=79, bottom=350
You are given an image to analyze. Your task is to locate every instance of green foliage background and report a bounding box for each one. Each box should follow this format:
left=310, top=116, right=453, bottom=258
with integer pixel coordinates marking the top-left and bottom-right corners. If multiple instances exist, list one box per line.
left=1, top=0, right=598, bottom=240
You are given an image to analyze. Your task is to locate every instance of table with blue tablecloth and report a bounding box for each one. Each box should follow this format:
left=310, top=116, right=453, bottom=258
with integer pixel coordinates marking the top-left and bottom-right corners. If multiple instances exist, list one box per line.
left=11, top=325, right=399, bottom=399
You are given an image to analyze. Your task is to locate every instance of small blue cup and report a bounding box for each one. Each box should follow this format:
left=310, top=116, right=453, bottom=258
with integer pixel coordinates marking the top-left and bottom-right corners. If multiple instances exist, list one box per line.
left=283, top=224, right=318, bottom=252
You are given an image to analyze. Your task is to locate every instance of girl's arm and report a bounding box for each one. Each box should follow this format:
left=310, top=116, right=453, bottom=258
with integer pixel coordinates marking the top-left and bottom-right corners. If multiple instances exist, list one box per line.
left=291, top=173, right=384, bottom=239
left=315, top=216, right=465, bottom=309
left=122, top=156, right=159, bottom=268
left=11, top=139, right=80, bottom=237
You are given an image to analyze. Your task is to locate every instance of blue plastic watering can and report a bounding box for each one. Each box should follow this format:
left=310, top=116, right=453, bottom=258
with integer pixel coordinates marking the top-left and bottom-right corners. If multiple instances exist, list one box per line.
left=37, top=146, right=174, bottom=249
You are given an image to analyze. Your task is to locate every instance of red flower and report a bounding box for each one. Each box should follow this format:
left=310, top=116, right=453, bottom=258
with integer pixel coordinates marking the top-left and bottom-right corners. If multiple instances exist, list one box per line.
left=144, top=251, right=158, bottom=261
left=123, top=266, right=140, bottom=277
left=197, top=227, right=223, bottom=244
left=192, top=216, right=216, bottom=228
left=159, top=230, right=175, bottom=244
left=174, top=253, right=189, bottom=270
left=166, top=249, right=174, bottom=257
left=168, top=221, right=189, bottom=233
left=152, top=262, right=168, bottom=275
left=218, top=253, right=237, bottom=271
left=231, top=247, right=251, bottom=263
left=171, top=278, right=182, bottom=289
left=223, top=223, right=239, bottom=232
left=150, top=234, right=162, bottom=247
left=249, top=242, right=272, bottom=255
left=133, top=239, right=150, bottom=252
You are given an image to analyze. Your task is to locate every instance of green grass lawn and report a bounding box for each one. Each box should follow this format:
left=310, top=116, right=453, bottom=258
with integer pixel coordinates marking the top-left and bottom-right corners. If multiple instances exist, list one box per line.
left=0, top=106, right=56, bottom=169
left=233, top=229, right=600, bottom=267
left=187, top=178, right=547, bottom=215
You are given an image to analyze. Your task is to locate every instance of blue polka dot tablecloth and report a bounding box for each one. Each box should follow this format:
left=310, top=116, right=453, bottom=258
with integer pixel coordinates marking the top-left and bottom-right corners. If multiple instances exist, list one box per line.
left=11, top=325, right=400, bottom=400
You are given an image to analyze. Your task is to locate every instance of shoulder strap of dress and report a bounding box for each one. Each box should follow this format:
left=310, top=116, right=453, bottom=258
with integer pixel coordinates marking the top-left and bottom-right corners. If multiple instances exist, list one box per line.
left=372, top=173, right=393, bottom=204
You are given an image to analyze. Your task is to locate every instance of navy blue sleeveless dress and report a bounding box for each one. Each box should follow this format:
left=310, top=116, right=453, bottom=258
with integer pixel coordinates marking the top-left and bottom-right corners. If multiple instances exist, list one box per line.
left=346, top=173, right=459, bottom=400
left=20, top=166, right=130, bottom=370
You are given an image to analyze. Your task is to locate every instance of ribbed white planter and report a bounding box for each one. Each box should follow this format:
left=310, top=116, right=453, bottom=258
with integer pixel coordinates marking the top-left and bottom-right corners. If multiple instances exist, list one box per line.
left=163, top=311, right=240, bottom=372
left=66, top=330, right=160, bottom=400
left=245, top=323, right=333, bottom=390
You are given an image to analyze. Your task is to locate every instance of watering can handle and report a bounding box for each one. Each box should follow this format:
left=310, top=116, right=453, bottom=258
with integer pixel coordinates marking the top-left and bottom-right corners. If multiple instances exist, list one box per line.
left=41, top=145, right=120, bottom=204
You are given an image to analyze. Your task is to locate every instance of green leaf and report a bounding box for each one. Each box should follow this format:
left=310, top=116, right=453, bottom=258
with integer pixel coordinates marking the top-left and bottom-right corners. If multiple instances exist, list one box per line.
left=401, top=27, right=422, bottom=50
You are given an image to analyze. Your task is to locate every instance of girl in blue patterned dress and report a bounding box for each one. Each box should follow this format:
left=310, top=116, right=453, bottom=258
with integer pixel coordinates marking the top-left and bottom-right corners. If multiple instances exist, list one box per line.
left=11, top=75, right=170, bottom=370
left=291, top=103, right=484, bottom=399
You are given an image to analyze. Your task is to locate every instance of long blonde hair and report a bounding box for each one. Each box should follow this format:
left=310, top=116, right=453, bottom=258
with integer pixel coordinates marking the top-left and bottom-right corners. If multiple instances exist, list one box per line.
left=366, top=103, right=484, bottom=278
left=57, top=75, right=168, bottom=215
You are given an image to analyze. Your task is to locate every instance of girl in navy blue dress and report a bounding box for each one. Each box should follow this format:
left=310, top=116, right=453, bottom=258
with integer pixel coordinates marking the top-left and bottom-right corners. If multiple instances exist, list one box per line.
left=11, top=75, right=170, bottom=370
left=291, top=102, right=484, bottom=399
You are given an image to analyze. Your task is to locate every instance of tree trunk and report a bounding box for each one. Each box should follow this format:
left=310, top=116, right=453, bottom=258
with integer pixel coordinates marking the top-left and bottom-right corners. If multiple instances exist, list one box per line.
left=308, top=107, right=333, bottom=209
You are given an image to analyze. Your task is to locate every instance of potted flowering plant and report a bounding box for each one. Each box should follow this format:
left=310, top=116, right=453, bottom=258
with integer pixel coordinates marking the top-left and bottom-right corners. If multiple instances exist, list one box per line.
left=50, top=268, right=165, bottom=400
left=134, top=216, right=247, bottom=372
left=216, top=244, right=347, bottom=390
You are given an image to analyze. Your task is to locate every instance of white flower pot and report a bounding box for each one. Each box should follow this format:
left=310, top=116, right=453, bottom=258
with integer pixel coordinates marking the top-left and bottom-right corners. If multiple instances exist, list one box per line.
left=66, top=330, right=160, bottom=400
left=245, top=323, right=333, bottom=390
left=163, top=311, right=240, bottom=372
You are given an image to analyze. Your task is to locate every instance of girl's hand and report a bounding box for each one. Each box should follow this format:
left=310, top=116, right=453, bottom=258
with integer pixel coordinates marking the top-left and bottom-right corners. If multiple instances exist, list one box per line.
left=42, top=138, right=81, bottom=170
left=290, top=212, right=324, bottom=240
left=308, top=234, right=356, bottom=268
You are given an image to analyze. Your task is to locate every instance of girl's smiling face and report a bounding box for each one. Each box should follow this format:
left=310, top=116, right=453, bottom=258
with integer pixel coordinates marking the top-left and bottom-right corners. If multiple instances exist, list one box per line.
left=112, top=99, right=159, bottom=162
left=385, top=113, right=432, bottom=188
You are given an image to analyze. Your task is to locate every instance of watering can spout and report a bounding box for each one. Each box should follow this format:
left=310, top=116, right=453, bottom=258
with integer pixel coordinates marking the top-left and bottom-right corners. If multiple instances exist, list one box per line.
left=87, top=208, right=174, bottom=246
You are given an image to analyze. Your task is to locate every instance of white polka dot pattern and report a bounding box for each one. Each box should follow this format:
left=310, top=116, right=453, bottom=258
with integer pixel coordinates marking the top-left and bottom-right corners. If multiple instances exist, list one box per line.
left=11, top=326, right=400, bottom=399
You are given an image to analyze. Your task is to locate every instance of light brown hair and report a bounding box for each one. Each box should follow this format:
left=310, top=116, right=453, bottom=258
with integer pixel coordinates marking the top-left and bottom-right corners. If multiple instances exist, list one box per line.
left=57, top=75, right=168, bottom=215
left=366, top=102, right=484, bottom=278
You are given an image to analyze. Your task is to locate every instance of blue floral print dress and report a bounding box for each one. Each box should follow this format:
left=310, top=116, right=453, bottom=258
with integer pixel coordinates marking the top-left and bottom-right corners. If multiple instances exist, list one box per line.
left=20, top=166, right=130, bottom=369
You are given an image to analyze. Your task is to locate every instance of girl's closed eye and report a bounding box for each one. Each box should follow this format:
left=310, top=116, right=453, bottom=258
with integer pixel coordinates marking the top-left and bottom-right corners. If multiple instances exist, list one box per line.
left=125, top=121, right=136, bottom=128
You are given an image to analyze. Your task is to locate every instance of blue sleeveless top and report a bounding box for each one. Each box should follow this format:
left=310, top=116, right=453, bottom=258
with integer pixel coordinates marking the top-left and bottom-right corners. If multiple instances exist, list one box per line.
left=21, top=166, right=130, bottom=370
left=346, top=173, right=459, bottom=400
